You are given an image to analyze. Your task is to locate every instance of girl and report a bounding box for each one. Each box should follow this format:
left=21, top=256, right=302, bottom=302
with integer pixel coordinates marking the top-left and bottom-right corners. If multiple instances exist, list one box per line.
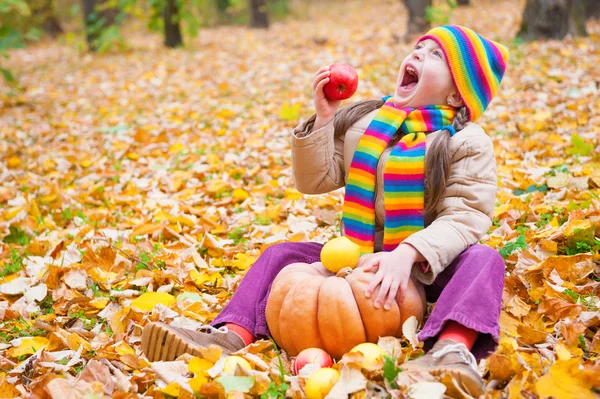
left=142, top=25, right=508, bottom=397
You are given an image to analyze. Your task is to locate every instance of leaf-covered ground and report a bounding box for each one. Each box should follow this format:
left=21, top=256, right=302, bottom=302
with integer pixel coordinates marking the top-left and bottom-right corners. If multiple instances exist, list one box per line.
left=1, top=0, right=600, bottom=397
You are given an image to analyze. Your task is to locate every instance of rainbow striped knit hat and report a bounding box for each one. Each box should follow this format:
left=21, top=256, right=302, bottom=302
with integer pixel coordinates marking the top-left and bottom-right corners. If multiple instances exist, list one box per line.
left=418, top=25, right=509, bottom=121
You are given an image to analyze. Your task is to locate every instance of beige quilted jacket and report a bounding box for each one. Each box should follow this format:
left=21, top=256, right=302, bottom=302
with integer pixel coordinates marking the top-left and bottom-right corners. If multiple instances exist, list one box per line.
left=291, top=108, right=498, bottom=285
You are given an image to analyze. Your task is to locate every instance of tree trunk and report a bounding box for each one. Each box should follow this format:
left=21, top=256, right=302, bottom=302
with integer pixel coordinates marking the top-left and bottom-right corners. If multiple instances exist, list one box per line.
left=457, top=0, right=470, bottom=5
left=216, top=0, right=231, bottom=12
left=81, top=0, right=99, bottom=51
left=518, top=0, right=587, bottom=41
left=587, top=0, right=600, bottom=19
left=250, top=0, right=270, bottom=28
left=216, top=0, right=232, bottom=23
left=81, top=0, right=118, bottom=51
left=163, top=0, right=183, bottom=48
left=36, top=0, right=63, bottom=38
left=403, top=0, right=431, bottom=40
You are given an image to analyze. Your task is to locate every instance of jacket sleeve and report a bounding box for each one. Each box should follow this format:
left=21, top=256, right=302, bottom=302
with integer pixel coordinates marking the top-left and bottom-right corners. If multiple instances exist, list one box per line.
left=403, top=129, right=498, bottom=285
left=291, top=114, right=347, bottom=194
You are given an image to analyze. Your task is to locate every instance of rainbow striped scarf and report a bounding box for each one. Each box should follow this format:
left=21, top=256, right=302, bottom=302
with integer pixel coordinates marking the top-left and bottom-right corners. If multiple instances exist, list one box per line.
left=342, top=97, right=455, bottom=254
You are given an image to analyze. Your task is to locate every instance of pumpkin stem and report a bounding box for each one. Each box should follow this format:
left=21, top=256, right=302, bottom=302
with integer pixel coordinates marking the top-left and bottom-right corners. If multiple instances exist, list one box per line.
left=336, top=267, right=353, bottom=278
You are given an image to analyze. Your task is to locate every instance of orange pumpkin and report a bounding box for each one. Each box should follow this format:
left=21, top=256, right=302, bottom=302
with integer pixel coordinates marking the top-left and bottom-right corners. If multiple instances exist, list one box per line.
left=265, top=262, right=426, bottom=359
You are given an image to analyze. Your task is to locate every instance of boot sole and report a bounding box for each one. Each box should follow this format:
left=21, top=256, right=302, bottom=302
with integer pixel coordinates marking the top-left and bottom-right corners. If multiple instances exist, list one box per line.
left=403, top=364, right=484, bottom=397
left=141, top=322, right=205, bottom=362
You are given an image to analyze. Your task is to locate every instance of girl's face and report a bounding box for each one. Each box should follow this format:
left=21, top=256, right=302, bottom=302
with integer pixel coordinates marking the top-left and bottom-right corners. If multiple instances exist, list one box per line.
left=393, top=39, right=462, bottom=109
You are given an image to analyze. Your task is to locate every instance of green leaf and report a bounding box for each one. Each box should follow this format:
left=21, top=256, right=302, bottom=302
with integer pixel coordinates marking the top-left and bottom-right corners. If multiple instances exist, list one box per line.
left=0, top=27, right=25, bottom=51
left=499, top=233, right=527, bottom=259
left=383, top=355, right=402, bottom=388
left=513, top=183, right=547, bottom=196
left=176, top=292, right=203, bottom=302
left=1, top=67, right=14, bottom=82
left=566, top=133, right=593, bottom=156
left=215, top=376, right=255, bottom=395
left=3, top=226, right=31, bottom=246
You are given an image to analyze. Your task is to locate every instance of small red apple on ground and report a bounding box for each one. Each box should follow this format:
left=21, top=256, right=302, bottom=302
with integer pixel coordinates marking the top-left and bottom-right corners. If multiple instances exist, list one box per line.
left=323, top=63, right=358, bottom=101
left=292, top=348, right=334, bottom=375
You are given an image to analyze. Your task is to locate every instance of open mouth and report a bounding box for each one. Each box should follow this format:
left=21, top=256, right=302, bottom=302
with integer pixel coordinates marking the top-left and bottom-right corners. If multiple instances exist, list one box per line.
left=399, top=64, right=419, bottom=91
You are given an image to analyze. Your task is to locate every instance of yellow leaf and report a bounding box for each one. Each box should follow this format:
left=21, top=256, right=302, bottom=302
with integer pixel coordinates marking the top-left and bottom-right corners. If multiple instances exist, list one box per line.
left=279, top=102, right=301, bottom=121
left=189, top=357, right=214, bottom=374
left=207, top=154, right=220, bottom=165
left=232, top=188, right=249, bottom=202
left=535, top=359, right=597, bottom=399
left=190, top=270, right=223, bottom=288
left=115, top=341, right=135, bottom=356
left=67, top=332, right=92, bottom=352
left=216, top=109, right=236, bottom=119
left=169, top=143, right=185, bottom=154
left=29, top=199, right=41, bottom=218
left=7, top=337, right=50, bottom=357
left=167, top=214, right=195, bottom=227
left=4, top=206, right=24, bottom=221
left=555, top=341, right=572, bottom=361
left=88, top=268, right=118, bottom=284
left=284, top=188, right=302, bottom=201
left=157, top=382, right=180, bottom=396
left=6, top=156, right=21, bottom=169
left=207, top=179, right=228, bottom=194
left=494, top=203, right=512, bottom=218
left=199, top=346, right=223, bottom=363
left=190, top=373, right=209, bottom=392
left=183, top=302, right=211, bottom=323
left=0, top=373, right=20, bottom=398
left=90, top=299, right=109, bottom=309
left=130, top=292, right=176, bottom=312
left=130, top=223, right=163, bottom=238
left=110, top=307, right=131, bottom=334
left=563, top=219, right=595, bottom=246
left=230, top=253, right=257, bottom=271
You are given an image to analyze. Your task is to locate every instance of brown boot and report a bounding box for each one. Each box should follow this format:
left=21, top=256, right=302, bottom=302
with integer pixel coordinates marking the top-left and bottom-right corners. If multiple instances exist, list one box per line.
left=141, top=322, right=247, bottom=362
left=402, top=339, right=484, bottom=397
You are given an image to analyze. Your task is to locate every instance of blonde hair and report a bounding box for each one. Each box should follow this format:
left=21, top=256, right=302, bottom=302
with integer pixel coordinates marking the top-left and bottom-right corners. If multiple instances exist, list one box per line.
left=325, top=99, right=470, bottom=216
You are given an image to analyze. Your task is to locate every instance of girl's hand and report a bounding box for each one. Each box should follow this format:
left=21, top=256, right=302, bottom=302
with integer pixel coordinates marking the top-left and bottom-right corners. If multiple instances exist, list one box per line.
left=312, top=65, right=341, bottom=125
left=361, top=245, right=418, bottom=310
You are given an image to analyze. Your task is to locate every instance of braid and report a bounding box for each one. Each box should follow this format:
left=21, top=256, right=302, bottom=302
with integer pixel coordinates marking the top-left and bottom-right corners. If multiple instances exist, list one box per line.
left=451, top=106, right=470, bottom=132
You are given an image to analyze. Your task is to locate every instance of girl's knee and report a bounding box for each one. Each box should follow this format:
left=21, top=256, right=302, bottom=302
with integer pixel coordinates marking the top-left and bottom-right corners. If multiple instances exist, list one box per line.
left=467, top=244, right=505, bottom=271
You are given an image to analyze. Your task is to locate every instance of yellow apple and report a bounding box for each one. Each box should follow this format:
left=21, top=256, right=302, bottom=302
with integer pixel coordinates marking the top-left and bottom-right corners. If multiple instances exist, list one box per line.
left=222, top=356, right=252, bottom=373
left=320, top=236, right=361, bottom=273
left=349, top=343, right=385, bottom=370
left=305, top=367, right=340, bottom=399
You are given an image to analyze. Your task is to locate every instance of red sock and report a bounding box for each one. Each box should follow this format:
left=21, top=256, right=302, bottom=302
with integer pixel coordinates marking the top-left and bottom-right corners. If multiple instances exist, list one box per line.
left=438, top=321, right=479, bottom=350
left=225, top=323, right=254, bottom=346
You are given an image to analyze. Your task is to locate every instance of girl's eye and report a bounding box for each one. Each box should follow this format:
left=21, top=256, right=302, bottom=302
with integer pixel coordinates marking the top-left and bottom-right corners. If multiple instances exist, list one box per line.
left=433, top=50, right=442, bottom=58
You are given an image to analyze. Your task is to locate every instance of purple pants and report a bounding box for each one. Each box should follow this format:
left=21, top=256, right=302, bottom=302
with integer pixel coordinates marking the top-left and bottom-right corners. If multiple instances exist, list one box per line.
left=211, top=242, right=505, bottom=360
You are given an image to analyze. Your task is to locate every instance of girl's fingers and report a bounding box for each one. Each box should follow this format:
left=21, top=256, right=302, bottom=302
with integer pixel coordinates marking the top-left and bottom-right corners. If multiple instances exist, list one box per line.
left=315, top=65, right=330, bottom=77
left=397, top=279, right=409, bottom=305
left=312, top=71, right=330, bottom=91
left=365, top=271, right=383, bottom=298
left=384, top=280, right=400, bottom=310
left=315, top=77, right=330, bottom=93
left=357, top=254, right=375, bottom=268
left=374, top=277, right=391, bottom=309
left=361, top=257, right=378, bottom=272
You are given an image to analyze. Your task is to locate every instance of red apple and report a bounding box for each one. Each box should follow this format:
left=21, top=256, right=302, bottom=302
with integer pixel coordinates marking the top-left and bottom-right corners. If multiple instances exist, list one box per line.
left=292, top=348, right=334, bottom=375
left=323, top=63, right=358, bottom=101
